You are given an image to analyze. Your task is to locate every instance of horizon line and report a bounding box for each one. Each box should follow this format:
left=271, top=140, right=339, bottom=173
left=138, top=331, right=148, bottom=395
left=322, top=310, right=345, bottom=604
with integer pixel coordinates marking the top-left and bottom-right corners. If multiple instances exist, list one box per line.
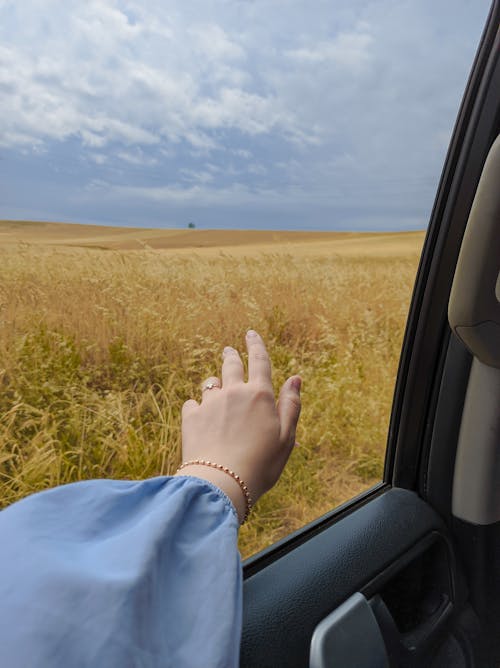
left=0, top=218, right=428, bottom=234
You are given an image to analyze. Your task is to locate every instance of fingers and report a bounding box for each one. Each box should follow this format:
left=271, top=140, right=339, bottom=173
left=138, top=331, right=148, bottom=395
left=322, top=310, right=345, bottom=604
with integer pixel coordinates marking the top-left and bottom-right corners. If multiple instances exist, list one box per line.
left=200, top=376, right=221, bottom=401
left=246, top=330, right=272, bottom=387
left=221, top=346, right=244, bottom=386
left=195, top=331, right=274, bottom=397
left=277, top=376, right=302, bottom=447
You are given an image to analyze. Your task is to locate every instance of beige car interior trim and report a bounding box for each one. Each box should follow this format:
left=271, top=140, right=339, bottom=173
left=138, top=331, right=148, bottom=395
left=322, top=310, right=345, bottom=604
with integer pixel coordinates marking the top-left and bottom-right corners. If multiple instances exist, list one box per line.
left=452, top=358, right=500, bottom=524
left=450, top=134, right=500, bottom=525
left=448, top=133, right=500, bottom=368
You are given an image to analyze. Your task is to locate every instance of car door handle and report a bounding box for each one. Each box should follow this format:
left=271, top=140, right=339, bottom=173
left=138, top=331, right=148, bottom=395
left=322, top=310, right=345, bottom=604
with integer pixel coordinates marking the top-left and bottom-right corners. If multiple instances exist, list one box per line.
left=309, top=592, right=390, bottom=668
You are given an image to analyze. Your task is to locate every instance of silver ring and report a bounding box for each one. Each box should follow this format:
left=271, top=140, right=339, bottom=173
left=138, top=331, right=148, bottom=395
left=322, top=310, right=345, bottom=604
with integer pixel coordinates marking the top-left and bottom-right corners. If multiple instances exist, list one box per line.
left=202, top=381, right=221, bottom=392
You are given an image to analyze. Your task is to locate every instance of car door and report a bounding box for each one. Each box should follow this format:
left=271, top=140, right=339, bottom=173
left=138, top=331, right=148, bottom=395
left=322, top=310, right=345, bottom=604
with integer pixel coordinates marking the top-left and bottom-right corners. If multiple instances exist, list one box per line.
left=240, top=3, right=500, bottom=667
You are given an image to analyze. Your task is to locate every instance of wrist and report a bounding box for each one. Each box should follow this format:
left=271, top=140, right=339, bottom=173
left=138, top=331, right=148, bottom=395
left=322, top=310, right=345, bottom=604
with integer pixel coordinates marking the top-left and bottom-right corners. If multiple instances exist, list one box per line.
left=174, top=463, right=249, bottom=525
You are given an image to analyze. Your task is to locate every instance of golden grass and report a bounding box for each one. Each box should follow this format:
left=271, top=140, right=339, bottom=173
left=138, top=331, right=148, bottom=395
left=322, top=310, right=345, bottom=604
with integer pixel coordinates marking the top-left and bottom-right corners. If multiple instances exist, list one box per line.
left=0, top=223, right=423, bottom=558
left=0, top=219, right=423, bottom=255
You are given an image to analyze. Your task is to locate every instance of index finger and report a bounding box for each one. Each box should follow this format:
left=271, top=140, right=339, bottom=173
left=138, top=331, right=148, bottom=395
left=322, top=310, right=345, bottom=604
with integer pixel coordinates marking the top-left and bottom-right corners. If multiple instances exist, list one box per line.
left=246, top=330, right=273, bottom=386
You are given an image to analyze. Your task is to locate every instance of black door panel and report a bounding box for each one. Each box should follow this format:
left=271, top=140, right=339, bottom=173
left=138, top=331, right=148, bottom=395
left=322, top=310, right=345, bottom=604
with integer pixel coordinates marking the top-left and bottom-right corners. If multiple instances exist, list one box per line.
left=241, top=488, right=466, bottom=667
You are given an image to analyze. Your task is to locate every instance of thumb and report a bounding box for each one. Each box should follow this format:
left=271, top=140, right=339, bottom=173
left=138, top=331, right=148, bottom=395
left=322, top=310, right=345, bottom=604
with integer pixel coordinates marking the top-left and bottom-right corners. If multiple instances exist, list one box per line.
left=277, top=376, right=302, bottom=447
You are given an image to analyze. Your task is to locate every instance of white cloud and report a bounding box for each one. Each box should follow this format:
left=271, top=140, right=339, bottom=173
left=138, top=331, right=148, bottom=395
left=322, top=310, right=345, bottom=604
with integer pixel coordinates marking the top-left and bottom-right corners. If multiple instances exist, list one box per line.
left=89, top=153, right=108, bottom=165
left=0, top=0, right=492, bottom=230
left=116, top=149, right=159, bottom=166
left=193, top=87, right=290, bottom=135
left=179, top=168, right=214, bottom=184
left=108, top=182, right=294, bottom=208
left=247, top=163, right=267, bottom=176
left=232, top=149, right=252, bottom=159
left=287, top=27, right=373, bottom=70
left=187, top=23, right=245, bottom=61
left=0, top=2, right=306, bottom=153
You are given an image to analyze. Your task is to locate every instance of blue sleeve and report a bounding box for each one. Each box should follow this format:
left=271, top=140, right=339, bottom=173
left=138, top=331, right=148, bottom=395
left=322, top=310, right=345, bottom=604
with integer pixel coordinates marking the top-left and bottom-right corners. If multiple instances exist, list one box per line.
left=0, top=476, right=242, bottom=668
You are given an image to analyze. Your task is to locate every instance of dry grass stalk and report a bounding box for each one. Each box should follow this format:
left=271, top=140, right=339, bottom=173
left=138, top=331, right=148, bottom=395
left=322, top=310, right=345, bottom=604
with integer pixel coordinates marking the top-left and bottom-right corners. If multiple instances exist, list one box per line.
left=0, top=239, right=420, bottom=557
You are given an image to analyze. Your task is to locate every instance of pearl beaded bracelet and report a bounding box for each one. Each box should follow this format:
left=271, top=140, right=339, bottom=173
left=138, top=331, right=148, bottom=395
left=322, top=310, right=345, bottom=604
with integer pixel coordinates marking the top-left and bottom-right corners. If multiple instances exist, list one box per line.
left=176, top=459, right=253, bottom=524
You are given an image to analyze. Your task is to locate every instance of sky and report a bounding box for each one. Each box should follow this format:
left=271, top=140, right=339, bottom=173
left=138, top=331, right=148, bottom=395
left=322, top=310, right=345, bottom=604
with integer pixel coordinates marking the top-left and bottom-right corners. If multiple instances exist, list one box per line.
left=0, top=0, right=492, bottom=231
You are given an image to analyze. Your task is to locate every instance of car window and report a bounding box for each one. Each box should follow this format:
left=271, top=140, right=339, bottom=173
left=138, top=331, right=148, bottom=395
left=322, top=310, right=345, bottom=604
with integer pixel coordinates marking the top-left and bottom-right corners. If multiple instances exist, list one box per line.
left=0, top=1, right=491, bottom=559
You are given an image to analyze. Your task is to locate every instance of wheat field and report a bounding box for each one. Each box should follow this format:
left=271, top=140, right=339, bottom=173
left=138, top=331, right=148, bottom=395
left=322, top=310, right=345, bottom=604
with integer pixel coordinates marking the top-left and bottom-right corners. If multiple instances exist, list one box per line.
left=0, top=222, right=423, bottom=557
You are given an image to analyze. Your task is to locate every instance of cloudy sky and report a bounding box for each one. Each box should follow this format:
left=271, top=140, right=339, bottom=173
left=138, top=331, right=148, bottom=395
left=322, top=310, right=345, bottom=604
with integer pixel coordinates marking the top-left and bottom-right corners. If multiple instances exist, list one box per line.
left=0, top=0, right=492, bottom=230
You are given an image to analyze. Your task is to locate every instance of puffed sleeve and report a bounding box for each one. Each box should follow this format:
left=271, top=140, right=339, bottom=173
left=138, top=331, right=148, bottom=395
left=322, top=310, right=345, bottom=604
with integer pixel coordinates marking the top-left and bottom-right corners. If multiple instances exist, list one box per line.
left=0, top=475, right=242, bottom=668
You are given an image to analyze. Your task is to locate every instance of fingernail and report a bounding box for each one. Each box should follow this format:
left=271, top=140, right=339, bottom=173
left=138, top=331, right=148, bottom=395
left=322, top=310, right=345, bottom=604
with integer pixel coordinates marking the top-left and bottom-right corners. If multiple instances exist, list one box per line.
left=291, top=376, right=302, bottom=391
left=223, top=346, right=236, bottom=356
left=294, top=441, right=300, bottom=448
left=246, top=329, right=258, bottom=337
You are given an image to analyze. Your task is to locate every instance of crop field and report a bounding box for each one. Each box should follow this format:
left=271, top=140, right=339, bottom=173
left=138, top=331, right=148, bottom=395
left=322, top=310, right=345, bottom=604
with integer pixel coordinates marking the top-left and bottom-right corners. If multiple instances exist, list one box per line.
left=0, top=221, right=424, bottom=557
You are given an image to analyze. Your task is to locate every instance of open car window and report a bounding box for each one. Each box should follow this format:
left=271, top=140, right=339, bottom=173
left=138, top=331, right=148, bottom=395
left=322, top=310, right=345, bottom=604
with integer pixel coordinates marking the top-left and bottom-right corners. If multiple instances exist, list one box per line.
left=0, top=1, right=493, bottom=565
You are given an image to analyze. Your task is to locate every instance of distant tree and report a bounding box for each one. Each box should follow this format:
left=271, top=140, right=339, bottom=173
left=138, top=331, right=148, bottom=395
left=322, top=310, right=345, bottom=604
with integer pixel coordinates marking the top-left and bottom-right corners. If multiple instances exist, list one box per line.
left=188, top=222, right=196, bottom=229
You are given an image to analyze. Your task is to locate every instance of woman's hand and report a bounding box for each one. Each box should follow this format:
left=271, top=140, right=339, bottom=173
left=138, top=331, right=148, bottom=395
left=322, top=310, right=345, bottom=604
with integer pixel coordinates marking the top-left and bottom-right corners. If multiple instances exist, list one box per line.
left=175, top=330, right=301, bottom=524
